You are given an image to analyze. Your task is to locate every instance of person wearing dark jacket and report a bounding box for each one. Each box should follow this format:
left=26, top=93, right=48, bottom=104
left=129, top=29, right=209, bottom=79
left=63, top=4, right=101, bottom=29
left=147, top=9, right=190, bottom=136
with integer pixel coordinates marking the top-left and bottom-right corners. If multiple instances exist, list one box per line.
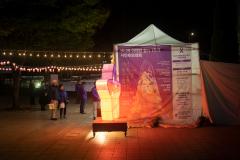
left=39, top=82, right=47, bottom=111
left=91, top=81, right=101, bottom=120
left=75, top=80, right=81, bottom=104
left=79, top=82, right=87, bottom=114
left=29, top=80, right=36, bottom=105
left=58, top=84, right=68, bottom=119
left=45, top=81, right=51, bottom=94
left=48, top=80, right=58, bottom=120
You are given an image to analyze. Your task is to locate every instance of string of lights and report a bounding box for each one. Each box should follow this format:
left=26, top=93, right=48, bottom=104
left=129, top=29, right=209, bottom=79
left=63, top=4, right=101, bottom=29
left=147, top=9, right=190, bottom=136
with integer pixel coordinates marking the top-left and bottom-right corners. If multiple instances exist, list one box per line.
left=0, top=60, right=103, bottom=72
left=0, top=49, right=112, bottom=58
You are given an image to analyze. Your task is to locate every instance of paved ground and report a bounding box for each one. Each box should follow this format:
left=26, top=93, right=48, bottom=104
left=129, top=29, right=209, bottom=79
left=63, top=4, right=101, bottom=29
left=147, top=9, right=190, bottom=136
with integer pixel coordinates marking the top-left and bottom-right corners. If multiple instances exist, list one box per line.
left=0, top=96, right=240, bottom=160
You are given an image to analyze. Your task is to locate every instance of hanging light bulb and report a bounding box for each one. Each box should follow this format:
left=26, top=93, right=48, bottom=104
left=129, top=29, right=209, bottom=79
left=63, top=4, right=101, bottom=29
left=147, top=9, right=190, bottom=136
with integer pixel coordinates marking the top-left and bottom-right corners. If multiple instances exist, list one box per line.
left=19, top=52, right=21, bottom=56
left=3, top=52, right=5, bottom=55
left=58, top=52, right=60, bottom=57
left=10, top=52, right=12, bottom=56
left=83, top=55, right=85, bottom=58
left=65, top=52, right=66, bottom=58
left=30, top=53, right=32, bottom=56
left=70, top=54, right=72, bottom=58
left=51, top=52, right=53, bottom=57
left=7, top=61, right=10, bottom=65
left=98, top=54, right=100, bottom=57
left=23, top=52, right=25, bottom=56
left=89, top=54, right=91, bottom=58
left=37, top=52, right=39, bottom=57
left=44, top=53, right=47, bottom=57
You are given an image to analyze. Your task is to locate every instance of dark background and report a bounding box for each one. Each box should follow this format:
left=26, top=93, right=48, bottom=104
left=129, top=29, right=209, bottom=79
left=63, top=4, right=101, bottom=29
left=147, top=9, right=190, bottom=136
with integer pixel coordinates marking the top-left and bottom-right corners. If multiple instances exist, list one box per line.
left=92, top=0, right=218, bottom=54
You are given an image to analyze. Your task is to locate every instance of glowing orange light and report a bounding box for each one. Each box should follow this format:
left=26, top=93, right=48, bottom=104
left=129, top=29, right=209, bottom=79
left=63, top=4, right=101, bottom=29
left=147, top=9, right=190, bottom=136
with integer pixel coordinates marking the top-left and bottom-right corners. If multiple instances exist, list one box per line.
left=96, top=64, right=121, bottom=121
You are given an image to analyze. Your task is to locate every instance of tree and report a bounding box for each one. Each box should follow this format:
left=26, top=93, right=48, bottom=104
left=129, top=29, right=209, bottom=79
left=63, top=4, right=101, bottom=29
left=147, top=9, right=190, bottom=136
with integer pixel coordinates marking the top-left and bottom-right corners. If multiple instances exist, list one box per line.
left=211, top=1, right=239, bottom=63
left=0, top=0, right=110, bottom=109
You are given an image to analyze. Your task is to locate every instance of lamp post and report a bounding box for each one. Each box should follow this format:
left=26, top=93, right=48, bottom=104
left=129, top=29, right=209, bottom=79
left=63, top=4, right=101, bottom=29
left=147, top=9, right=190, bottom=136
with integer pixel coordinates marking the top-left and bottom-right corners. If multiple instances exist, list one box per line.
left=189, top=32, right=194, bottom=43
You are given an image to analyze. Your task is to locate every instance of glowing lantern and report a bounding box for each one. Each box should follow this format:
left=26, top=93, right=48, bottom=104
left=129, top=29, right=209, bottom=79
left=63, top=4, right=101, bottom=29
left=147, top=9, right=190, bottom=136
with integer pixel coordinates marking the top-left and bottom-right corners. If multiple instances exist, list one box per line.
left=13, top=63, right=16, bottom=67
left=6, top=68, right=8, bottom=71
left=33, top=69, right=35, bottom=72
left=58, top=69, right=60, bottom=72
left=9, top=68, right=12, bottom=71
left=7, top=61, right=10, bottom=65
left=0, top=68, right=1, bottom=70
left=0, top=62, right=3, bottom=65
left=2, top=68, right=5, bottom=70
left=96, top=64, right=121, bottom=121
left=49, top=69, right=52, bottom=72
left=3, top=62, right=6, bottom=65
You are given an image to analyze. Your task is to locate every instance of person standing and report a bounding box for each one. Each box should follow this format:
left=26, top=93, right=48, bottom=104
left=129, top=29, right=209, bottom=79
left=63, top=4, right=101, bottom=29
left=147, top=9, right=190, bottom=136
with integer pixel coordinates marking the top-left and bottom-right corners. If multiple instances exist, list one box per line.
left=91, top=81, right=101, bottom=120
left=58, top=84, right=68, bottom=119
left=48, top=80, right=58, bottom=120
left=75, top=80, right=82, bottom=104
left=79, top=82, right=87, bottom=114
left=29, top=80, right=36, bottom=105
left=45, top=81, right=51, bottom=94
left=39, top=82, right=47, bottom=111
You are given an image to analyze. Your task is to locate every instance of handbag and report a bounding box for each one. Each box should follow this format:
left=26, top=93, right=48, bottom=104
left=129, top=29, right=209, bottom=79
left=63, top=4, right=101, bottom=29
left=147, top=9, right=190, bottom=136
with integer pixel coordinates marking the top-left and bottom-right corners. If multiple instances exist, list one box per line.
left=64, top=98, right=69, bottom=104
left=60, top=103, right=65, bottom=108
left=49, top=103, right=54, bottom=110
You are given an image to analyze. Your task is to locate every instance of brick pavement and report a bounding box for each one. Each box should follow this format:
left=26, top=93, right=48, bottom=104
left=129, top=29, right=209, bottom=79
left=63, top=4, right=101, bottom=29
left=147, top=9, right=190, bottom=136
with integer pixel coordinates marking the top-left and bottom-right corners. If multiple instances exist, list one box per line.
left=0, top=97, right=240, bottom=160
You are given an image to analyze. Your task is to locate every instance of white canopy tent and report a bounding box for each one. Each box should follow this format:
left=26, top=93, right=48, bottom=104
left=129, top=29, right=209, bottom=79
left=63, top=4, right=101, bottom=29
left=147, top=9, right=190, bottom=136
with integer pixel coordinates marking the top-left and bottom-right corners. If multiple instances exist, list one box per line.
left=113, top=24, right=202, bottom=127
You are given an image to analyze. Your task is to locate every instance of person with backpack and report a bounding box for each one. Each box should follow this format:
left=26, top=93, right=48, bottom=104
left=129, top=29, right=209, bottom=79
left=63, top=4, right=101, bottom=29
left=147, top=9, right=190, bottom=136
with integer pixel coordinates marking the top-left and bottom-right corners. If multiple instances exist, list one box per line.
left=48, top=80, right=58, bottom=120
left=58, top=84, right=68, bottom=119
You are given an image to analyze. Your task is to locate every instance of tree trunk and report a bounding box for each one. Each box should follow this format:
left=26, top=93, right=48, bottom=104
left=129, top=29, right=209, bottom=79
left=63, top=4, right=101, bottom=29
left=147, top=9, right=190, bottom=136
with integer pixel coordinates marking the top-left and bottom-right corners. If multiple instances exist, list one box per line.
left=12, top=68, right=21, bottom=109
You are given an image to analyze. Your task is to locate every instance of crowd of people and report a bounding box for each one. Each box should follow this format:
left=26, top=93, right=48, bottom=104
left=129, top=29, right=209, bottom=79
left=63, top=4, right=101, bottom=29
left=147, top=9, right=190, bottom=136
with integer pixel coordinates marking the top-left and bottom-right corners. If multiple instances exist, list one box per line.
left=29, top=79, right=101, bottom=121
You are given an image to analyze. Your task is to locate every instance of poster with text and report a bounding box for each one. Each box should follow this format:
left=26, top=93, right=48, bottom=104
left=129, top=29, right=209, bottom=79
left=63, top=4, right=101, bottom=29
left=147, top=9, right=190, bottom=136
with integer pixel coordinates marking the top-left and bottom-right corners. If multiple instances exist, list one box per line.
left=117, top=45, right=192, bottom=126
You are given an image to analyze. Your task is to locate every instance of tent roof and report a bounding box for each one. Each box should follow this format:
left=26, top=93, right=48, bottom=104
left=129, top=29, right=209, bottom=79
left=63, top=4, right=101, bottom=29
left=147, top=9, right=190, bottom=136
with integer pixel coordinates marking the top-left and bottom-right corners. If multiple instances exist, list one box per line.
left=116, top=24, right=187, bottom=46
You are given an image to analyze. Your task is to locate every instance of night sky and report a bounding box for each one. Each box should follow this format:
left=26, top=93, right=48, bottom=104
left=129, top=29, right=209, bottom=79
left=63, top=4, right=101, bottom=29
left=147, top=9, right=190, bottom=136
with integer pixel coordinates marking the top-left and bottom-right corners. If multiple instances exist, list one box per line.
left=92, top=0, right=218, bottom=54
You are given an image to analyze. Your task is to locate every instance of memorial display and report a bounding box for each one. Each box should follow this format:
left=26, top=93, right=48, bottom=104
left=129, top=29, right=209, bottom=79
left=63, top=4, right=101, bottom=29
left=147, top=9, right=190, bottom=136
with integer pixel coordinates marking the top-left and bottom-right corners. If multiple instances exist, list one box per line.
left=92, top=64, right=127, bottom=137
